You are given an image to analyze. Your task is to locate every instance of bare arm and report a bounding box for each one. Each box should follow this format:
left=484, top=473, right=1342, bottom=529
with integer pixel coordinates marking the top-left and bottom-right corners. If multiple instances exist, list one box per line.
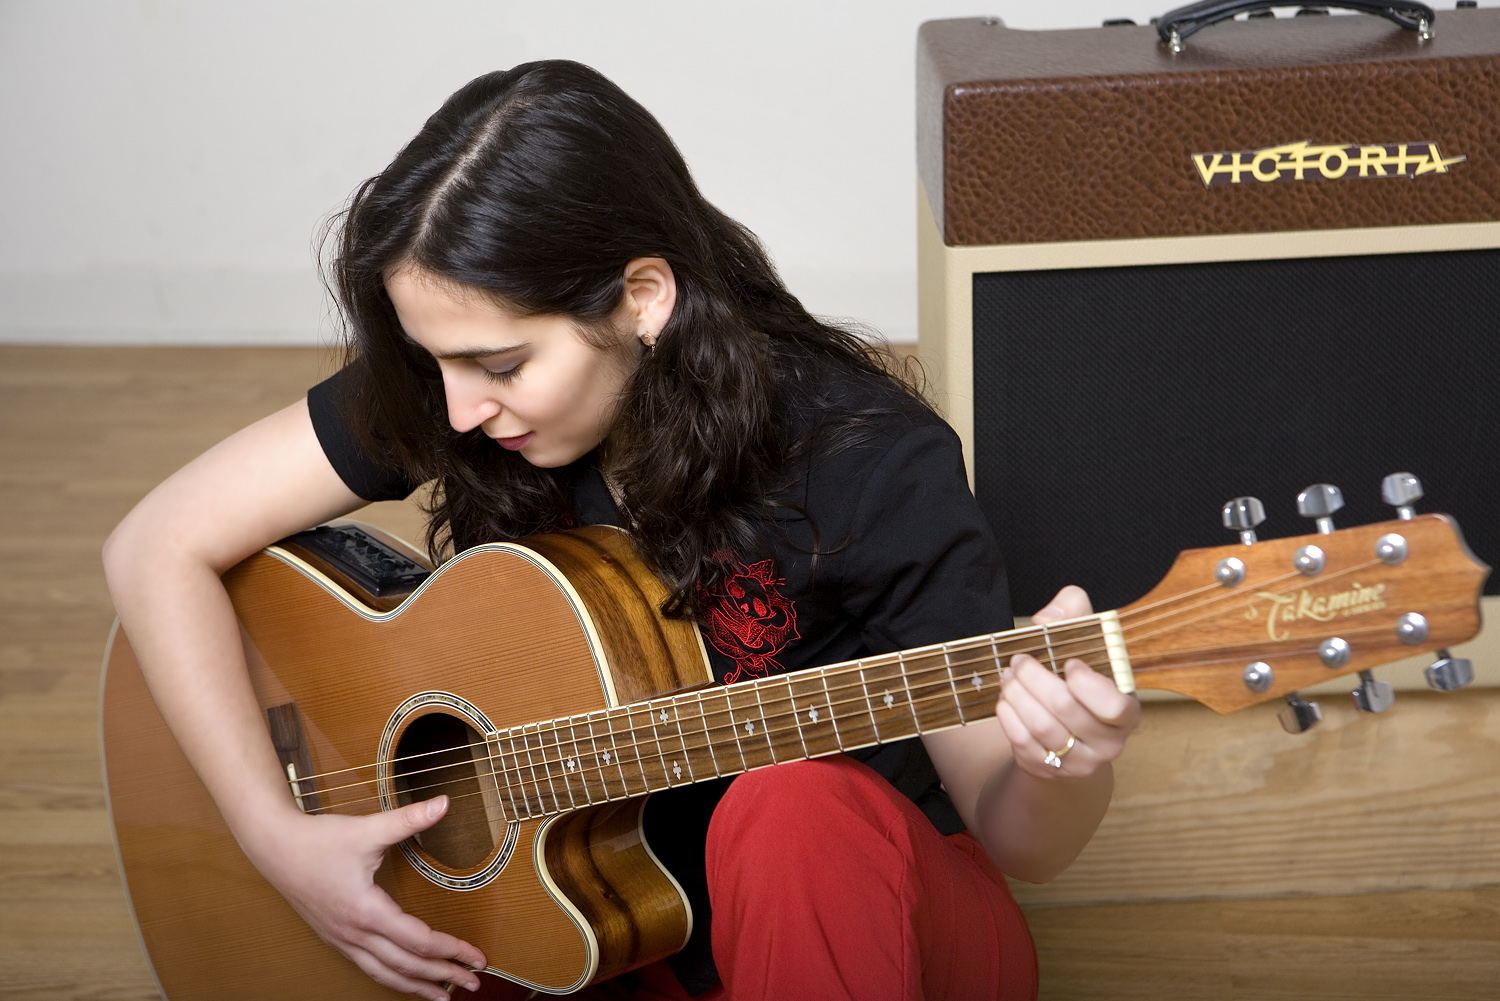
left=103, top=399, right=485, bottom=1000
left=923, top=586, right=1140, bottom=883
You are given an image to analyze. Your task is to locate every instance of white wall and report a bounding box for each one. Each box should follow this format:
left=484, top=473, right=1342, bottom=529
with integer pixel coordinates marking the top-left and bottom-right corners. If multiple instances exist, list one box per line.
left=0, top=0, right=1177, bottom=345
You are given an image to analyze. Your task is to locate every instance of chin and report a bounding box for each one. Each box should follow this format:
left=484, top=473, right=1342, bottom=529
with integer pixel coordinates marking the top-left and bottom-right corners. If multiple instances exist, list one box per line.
left=514, top=444, right=580, bottom=470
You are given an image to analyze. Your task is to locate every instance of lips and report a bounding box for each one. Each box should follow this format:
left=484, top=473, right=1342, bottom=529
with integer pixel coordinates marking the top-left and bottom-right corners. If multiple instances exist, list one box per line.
left=494, top=432, right=534, bottom=451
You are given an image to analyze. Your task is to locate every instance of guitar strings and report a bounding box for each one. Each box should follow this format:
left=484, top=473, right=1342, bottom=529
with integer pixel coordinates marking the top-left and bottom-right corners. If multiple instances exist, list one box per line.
left=315, top=608, right=1408, bottom=816
left=285, top=621, right=1097, bottom=793
left=286, top=551, right=1399, bottom=805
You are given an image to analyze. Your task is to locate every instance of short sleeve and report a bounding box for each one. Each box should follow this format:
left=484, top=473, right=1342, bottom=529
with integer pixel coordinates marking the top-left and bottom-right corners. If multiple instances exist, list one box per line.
left=306, top=366, right=423, bottom=502
left=839, top=424, right=1013, bottom=653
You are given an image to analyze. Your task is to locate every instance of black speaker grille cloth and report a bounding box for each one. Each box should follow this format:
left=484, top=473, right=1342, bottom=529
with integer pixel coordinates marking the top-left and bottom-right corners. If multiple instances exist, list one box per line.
left=972, top=249, right=1498, bottom=614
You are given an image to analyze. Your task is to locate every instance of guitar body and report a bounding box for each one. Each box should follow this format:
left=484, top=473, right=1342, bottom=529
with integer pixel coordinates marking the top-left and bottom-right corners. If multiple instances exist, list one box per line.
left=102, top=526, right=712, bottom=999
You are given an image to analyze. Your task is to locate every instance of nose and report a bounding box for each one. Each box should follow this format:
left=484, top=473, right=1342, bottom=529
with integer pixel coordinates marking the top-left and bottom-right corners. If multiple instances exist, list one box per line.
left=442, top=367, right=502, bottom=434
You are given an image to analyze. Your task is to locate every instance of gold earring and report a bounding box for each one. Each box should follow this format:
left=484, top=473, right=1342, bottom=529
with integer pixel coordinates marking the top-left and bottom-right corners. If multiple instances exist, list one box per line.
left=640, top=331, right=657, bottom=349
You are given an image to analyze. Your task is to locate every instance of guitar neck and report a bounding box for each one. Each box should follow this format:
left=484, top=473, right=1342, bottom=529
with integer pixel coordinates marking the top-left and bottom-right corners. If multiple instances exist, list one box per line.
left=487, top=612, right=1131, bottom=821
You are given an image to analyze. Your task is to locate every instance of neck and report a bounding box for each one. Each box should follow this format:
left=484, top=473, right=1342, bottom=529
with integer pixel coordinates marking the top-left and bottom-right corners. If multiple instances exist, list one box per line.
left=486, top=611, right=1130, bottom=820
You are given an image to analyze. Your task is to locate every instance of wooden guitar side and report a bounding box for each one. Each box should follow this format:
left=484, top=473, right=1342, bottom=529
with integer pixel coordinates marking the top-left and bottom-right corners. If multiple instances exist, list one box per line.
left=101, top=526, right=711, bottom=998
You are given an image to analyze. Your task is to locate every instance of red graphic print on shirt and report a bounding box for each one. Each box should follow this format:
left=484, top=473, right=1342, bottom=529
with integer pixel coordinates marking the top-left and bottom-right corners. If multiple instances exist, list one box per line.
left=701, top=559, right=800, bottom=684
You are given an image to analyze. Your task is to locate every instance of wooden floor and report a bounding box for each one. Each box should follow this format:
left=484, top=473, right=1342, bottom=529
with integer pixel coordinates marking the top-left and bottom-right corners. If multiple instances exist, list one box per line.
left=1, top=345, right=1496, bottom=1001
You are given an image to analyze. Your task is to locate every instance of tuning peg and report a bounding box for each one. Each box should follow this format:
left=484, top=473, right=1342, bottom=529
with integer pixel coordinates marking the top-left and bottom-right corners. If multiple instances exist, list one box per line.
left=1351, top=670, right=1395, bottom=713
left=1222, top=496, right=1266, bottom=545
left=1278, top=692, right=1323, bottom=733
left=1297, top=484, right=1344, bottom=535
left=1425, top=649, right=1475, bottom=691
left=1381, top=472, right=1423, bottom=520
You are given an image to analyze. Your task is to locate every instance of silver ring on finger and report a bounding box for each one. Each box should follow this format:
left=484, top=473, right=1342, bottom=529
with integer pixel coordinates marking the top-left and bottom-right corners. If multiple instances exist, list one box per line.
left=1042, top=734, right=1077, bottom=769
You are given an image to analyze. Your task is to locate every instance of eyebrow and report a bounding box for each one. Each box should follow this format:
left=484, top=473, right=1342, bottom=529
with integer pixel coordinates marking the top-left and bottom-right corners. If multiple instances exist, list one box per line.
left=422, top=341, right=530, bottom=361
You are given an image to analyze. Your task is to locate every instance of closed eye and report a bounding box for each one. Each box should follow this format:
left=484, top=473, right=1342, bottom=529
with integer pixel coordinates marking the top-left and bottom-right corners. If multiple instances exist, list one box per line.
left=481, top=361, right=522, bottom=384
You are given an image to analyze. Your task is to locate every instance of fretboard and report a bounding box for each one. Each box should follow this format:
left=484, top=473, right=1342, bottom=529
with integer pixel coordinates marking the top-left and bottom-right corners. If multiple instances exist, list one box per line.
left=482, top=612, right=1131, bottom=821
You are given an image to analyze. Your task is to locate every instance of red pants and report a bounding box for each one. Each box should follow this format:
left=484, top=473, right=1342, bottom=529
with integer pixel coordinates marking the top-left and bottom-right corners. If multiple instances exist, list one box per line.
left=586, top=756, right=1037, bottom=1001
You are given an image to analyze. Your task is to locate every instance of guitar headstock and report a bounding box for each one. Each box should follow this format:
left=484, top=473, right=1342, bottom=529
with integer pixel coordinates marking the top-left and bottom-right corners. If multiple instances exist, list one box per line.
left=1119, top=509, right=1488, bottom=717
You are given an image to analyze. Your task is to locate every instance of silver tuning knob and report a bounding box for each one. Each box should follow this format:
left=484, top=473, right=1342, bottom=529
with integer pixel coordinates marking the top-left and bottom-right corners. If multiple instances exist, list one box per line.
left=1278, top=692, right=1323, bottom=734
left=1297, top=484, right=1344, bottom=535
left=1222, top=496, right=1267, bottom=545
left=1425, top=649, right=1475, bottom=691
left=1351, top=670, right=1395, bottom=713
left=1381, top=472, right=1423, bottom=520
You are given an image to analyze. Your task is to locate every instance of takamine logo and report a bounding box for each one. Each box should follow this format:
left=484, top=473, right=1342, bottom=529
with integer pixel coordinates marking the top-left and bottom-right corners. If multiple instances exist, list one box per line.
left=1193, top=140, right=1466, bottom=187
left=1245, top=583, right=1388, bottom=642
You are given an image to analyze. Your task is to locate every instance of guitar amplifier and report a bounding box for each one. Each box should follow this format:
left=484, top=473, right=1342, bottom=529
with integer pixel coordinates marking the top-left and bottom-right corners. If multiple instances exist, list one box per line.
left=916, top=4, right=1500, bottom=617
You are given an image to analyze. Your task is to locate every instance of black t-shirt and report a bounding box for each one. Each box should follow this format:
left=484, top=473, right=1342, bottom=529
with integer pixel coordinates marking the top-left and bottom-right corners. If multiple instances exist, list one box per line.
left=306, top=346, right=1013, bottom=993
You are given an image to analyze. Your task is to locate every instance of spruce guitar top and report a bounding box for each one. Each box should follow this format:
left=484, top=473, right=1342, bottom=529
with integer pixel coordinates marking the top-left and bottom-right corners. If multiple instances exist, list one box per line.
left=101, top=481, right=1487, bottom=999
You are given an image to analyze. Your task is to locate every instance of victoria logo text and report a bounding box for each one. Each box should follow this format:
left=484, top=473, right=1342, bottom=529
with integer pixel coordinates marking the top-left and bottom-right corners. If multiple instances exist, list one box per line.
left=1193, top=140, right=1466, bottom=187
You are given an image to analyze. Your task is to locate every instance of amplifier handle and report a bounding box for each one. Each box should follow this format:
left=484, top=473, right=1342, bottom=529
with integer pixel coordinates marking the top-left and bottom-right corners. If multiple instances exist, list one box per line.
left=1156, top=1, right=1436, bottom=52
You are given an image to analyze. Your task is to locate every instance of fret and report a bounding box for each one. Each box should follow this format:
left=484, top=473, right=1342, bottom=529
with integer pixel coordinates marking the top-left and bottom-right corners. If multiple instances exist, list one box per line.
left=784, top=677, right=812, bottom=759
left=724, top=684, right=775, bottom=769
left=691, top=690, right=724, bottom=777
left=558, top=718, right=592, bottom=805
left=860, top=657, right=911, bottom=741
left=491, top=732, right=527, bottom=820
left=825, top=664, right=878, bottom=748
left=954, top=639, right=1001, bottom=721
left=532, top=723, right=565, bottom=813
left=942, top=642, right=967, bottom=725
left=855, top=660, right=885, bottom=742
left=713, top=688, right=754, bottom=772
left=600, top=710, right=646, bottom=798
left=541, top=722, right=578, bottom=810
left=896, top=652, right=922, bottom=733
left=625, top=705, right=669, bottom=791
left=666, top=699, right=699, bottom=782
left=903, top=648, right=960, bottom=732
left=583, top=712, right=622, bottom=801
left=756, top=678, right=802, bottom=763
left=750, top=682, right=779, bottom=763
left=649, top=699, right=692, bottom=786
left=787, top=672, right=842, bottom=757
left=816, top=667, right=849, bottom=750
left=516, top=724, right=558, bottom=814
left=1040, top=623, right=1060, bottom=674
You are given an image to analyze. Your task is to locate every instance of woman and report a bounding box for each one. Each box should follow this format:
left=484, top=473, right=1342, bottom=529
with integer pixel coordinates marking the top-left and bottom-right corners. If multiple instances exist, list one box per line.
left=103, top=61, right=1138, bottom=1001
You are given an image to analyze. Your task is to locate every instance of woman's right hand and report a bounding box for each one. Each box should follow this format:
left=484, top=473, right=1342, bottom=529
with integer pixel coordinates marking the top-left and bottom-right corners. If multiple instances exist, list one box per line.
left=105, top=399, right=484, bottom=1000
left=245, top=795, right=486, bottom=1001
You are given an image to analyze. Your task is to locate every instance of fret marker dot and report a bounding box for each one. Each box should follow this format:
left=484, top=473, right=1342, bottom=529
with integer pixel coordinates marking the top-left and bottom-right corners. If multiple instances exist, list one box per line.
left=660, top=709, right=669, bottom=724
left=602, top=750, right=611, bottom=764
left=883, top=691, right=895, bottom=709
left=808, top=706, right=819, bottom=722
left=672, top=761, right=682, bottom=779
left=745, top=721, right=756, bottom=735
left=972, top=672, right=983, bottom=689
left=565, top=757, right=576, bottom=772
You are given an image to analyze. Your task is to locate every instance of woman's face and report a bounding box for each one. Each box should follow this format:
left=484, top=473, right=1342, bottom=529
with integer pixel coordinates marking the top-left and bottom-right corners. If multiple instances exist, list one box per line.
left=386, top=267, right=645, bottom=469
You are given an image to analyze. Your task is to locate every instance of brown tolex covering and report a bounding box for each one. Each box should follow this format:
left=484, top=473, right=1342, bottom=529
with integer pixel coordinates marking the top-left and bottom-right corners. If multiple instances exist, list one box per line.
left=917, top=11, right=1500, bottom=246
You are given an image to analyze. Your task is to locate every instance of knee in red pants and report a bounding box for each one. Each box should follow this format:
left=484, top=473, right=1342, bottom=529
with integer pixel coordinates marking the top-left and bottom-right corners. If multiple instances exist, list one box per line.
left=703, top=757, right=1036, bottom=1001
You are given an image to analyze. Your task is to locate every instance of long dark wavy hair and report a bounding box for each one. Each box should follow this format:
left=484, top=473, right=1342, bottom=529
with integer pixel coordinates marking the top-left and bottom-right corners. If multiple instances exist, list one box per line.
left=328, top=60, right=925, bottom=617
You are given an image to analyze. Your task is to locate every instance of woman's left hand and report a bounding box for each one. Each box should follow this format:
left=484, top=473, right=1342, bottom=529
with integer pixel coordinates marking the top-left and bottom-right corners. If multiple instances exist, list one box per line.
left=995, top=585, right=1140, bottom=780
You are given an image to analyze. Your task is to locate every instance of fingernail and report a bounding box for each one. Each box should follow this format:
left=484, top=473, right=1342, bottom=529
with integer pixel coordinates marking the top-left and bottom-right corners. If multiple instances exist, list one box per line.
left=468, top=980, right=481, bottom=992
left=428, top=796, right=447, bottom=820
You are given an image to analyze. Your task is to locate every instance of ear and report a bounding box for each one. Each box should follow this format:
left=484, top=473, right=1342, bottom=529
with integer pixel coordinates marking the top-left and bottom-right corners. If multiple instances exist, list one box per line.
left=620, top=257, right=677, bottom=342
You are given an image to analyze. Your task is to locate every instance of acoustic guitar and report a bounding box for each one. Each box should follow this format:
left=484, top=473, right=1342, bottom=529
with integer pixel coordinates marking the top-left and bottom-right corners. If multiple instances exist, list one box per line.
left=100, top=499, right=1487, bottom=999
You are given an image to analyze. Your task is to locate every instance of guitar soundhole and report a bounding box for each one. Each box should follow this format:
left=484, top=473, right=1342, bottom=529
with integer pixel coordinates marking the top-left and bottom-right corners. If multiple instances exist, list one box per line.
left=391, top=712, right=505, bottom=870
